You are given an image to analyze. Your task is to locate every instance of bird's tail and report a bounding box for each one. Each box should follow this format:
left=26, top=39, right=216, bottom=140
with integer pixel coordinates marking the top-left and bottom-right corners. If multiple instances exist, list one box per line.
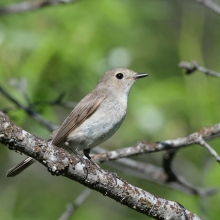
left=6, top=157, right=36, bottom=177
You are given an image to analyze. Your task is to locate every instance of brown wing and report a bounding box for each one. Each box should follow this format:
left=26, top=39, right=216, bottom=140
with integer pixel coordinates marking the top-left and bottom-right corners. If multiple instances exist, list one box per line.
left=51, top=92, right=106, bottom=146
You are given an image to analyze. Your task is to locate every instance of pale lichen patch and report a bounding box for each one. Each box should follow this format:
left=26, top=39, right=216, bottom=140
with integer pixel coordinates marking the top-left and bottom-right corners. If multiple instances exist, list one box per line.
left=3, top=122, right=10, bottom=129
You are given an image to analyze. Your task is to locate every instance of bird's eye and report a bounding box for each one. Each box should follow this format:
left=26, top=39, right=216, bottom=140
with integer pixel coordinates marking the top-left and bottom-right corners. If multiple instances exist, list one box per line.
left=116, top=73, right=124, bottom=79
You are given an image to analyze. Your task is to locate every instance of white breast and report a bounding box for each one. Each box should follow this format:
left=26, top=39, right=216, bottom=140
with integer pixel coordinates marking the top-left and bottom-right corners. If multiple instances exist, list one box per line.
left=67, top=93, right=127, bottom=151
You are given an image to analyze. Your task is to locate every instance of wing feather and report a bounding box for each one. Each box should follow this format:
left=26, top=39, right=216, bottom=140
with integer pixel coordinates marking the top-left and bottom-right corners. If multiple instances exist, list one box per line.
left=52, top=92, right=106, bottom=145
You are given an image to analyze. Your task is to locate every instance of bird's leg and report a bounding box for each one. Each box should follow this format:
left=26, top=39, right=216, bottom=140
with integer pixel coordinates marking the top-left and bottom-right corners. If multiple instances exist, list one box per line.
left=83, top=149, right=101, bottom=170
left=64, top=141, right=78, bottom=155
left=65, top=141, right=88, bottom=179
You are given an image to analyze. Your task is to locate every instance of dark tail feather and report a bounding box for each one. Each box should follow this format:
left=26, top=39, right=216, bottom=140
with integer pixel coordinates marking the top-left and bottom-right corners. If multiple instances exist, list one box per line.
left=6, top=157, right=36, bottom=177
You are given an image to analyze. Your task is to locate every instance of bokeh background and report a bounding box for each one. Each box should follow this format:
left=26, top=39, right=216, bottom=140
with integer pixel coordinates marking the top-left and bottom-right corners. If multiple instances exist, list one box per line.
left=0, top=0, right=220, bottom=219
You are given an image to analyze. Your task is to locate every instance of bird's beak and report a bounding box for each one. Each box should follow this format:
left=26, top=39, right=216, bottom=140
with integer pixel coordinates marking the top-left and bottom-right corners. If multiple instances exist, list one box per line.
left=133, top=73, right=149, bottom=79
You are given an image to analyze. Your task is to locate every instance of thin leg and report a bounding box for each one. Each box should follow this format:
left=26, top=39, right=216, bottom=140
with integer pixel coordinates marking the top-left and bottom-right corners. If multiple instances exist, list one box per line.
left=65, top=142, right=88, bottom=179
left=83, top=149, right=101, bottom=169
left=83, top=149, right=91, bottom=159
left=64, top=142, right=78, bottom=155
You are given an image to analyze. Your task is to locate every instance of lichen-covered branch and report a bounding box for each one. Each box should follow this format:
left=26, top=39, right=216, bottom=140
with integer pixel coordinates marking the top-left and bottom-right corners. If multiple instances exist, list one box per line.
left=93, top=123, right=220, bottom=162
left=0, top=111, right=201, bottom=220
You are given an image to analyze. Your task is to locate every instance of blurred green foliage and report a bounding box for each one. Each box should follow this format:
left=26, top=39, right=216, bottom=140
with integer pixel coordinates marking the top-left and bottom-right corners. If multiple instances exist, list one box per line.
left=0, top=0, right=220, bottom=219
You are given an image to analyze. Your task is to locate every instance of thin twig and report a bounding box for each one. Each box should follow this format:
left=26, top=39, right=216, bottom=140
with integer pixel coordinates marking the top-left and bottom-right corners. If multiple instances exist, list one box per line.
left=0, top=85, right=57, bottom=131
left=9, top=78, right=32, bottom=107
left=195, top=0, right=220, bottom=16
left=0, top=0, right=79, bottom=15
left=178, top=61, right=220, bottom=78
left=92, top=124, right=220, bottom=164
left=58, top=189, right=92, bottom=220
left=93, top=148, right=216, bottom=196
left=198, top=138, right=220, bottom=162
left=162, top=149, right=217, bottom=196
left=31, top=92, right=77, bottom=109
left=163, top=149, right=179, bottom=182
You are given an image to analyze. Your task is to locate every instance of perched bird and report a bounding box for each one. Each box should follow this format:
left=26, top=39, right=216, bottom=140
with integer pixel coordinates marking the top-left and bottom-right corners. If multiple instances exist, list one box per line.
left=7, top=68, right=148, bottom=177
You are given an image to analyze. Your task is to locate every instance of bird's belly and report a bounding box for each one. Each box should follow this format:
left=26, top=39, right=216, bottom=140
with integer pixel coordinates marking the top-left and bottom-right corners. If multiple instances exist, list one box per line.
left=67, top=101, right=126, bottom=151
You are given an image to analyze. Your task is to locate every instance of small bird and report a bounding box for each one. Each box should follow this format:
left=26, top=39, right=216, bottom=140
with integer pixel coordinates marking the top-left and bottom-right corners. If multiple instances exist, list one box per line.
left=7, top=68, right=148, bottom=177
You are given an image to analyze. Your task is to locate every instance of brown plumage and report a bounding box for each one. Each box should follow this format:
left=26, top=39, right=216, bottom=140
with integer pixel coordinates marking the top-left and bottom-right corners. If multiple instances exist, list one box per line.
left=7, top=68, right=148, bottom=177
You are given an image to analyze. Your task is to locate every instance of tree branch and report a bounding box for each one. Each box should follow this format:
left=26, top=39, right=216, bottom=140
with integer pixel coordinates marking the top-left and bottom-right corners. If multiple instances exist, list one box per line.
left=178, top=61, right=220, bottom=78
left=0, top=111, right=201, bottom=220
left=161, top=149, right=211, bottom=196
left=0, top=0, right=79, bottom=15
left=93, top=148, right=216, bottom=197
left=92, top=123, right=220, bottom=163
